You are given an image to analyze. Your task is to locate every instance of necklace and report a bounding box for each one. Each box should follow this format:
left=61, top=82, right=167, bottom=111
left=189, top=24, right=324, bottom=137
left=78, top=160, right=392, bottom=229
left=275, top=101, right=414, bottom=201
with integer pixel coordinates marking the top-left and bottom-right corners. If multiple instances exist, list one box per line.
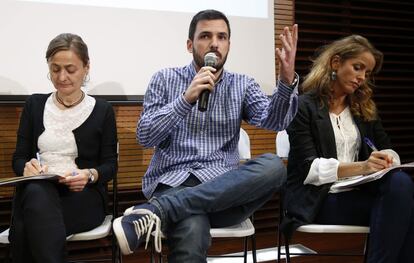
left=56, top=91, right=85, bottom=108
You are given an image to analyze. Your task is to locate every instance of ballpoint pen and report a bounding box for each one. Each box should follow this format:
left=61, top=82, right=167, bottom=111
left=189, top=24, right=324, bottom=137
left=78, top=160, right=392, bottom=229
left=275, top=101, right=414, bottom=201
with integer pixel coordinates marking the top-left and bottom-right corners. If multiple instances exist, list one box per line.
left=364, top=137, right=378, bottom=152
left=36, top=152, right=44, bottom=174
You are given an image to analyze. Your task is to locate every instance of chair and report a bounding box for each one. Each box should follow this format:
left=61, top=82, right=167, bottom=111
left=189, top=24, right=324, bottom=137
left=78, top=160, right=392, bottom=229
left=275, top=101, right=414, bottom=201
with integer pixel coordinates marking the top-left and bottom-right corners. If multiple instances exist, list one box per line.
left=275, top=130, right=370, bottom=262
left=0, top=229, right=9, bottom=244
left=151, top=128, right=257, bottom=263
left=0, top=177, right=121, bottom=263
left=275, top=129, right=289, bottom=159
left=277, top=197, right=370, bottom=262
left=238, top=127, right=251, bottom=160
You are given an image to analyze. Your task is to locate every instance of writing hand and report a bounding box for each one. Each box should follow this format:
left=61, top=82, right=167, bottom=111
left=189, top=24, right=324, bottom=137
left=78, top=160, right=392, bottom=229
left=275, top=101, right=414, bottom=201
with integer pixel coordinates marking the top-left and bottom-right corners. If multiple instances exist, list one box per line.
left=23, top=158, right=48, bottom=176
left=362, top=151, right=393, bottom=175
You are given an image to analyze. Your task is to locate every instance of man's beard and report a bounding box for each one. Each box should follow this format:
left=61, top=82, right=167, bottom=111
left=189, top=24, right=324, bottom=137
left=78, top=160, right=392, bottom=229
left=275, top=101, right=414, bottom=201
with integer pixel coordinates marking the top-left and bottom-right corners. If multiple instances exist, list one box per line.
left=193, top=49, right=227, bottom=71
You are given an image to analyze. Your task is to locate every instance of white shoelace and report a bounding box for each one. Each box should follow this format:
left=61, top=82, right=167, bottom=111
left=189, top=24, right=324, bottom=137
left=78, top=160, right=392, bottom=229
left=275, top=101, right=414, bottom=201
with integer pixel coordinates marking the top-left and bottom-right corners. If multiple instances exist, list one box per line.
left=129, top=209, right=162, bottom=253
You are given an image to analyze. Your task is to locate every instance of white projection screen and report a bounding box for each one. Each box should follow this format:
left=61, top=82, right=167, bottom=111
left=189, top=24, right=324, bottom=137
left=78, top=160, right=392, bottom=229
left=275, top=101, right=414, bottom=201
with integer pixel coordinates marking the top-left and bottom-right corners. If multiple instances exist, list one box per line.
left=0, top=0, right=276, bottom=99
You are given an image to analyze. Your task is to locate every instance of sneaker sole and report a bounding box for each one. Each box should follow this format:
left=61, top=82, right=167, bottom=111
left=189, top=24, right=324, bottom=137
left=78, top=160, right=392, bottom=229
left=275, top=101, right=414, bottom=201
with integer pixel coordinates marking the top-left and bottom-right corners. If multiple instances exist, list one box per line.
left=113, top=217, right=134, bottom=255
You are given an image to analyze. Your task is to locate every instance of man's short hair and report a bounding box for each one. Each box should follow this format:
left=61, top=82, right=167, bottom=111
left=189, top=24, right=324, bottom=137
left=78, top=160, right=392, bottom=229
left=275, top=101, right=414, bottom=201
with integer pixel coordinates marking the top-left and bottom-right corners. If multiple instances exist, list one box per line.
left=188, top=9, right=231, bottom=41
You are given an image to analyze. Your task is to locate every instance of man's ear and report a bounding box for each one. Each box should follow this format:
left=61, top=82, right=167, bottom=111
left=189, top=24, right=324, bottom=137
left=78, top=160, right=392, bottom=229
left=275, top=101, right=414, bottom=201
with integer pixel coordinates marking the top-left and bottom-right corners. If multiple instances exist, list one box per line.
left=330, top=55, right=340, bottom=70
left=187, top=39, right=193, bottom=53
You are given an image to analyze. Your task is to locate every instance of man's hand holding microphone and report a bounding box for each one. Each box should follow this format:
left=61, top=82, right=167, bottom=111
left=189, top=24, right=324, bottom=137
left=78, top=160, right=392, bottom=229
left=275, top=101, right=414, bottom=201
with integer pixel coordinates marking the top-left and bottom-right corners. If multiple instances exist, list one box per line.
left=184, top=52, right=218, bottom=111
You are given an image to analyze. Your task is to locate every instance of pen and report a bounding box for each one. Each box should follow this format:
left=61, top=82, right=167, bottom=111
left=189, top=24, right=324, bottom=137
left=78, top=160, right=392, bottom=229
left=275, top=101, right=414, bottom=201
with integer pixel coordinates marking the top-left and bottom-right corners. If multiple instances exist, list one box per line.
left=364, top=137, right=378, bottom=152
left=36, top=152, right=44, bottom=174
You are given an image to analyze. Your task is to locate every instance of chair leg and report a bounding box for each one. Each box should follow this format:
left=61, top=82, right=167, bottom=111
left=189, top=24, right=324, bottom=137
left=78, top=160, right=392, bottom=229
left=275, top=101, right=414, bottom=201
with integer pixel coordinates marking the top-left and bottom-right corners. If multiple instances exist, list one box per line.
left=111, top=234, right=122, bottom=263
left=118, top=247, right=123, bottom=263
left=112, top=234, right=117, bottom=263
left=243, top=236, right=248, bottom=263
left=150, top=239, right=155, bottom=263
left=251, top=233, right=257, bottom=263
left=363, top=233, right=370, bottom=263
left=284, top=233, right=291, bottom=263
left=277, top=227, right=282, bottom=262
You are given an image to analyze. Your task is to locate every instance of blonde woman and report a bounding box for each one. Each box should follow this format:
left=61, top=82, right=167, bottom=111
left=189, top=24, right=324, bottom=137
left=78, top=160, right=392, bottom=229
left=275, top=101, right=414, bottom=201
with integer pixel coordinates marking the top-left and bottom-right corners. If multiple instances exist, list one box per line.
left=282, top=35, right=414, bottom=263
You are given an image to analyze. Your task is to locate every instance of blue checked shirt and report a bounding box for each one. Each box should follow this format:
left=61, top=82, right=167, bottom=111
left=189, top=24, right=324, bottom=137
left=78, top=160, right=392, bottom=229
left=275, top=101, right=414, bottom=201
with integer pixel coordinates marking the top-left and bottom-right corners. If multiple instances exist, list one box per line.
left=138, top=62, right=298, bottom=198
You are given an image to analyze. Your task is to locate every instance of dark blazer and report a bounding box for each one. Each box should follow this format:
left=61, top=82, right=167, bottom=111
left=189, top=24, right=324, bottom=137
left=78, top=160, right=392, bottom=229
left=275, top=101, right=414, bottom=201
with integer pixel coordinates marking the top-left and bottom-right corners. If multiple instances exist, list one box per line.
left=280, top=92, right=391, bottom=237
left=12, top=93, right=118, bottom=207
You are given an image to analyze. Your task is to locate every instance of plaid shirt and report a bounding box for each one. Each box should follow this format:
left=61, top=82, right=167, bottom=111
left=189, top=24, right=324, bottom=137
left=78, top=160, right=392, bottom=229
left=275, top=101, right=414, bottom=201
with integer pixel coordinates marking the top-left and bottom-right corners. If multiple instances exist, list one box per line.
left=138, top=62, right=298, bottom=198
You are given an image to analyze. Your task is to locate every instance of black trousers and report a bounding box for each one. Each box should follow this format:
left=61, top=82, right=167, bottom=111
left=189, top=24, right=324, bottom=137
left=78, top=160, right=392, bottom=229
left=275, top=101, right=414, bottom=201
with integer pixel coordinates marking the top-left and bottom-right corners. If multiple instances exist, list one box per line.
left=10, top=180, right=105, bottom=263
left=315, top=170, right=414, bottom=263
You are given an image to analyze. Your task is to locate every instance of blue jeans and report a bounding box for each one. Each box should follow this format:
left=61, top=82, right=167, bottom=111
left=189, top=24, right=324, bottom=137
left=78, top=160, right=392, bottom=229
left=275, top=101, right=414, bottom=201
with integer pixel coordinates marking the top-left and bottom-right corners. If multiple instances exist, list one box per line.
left=150, top=153, right=286, bottom=263
left=315, top=170, right=414, bottom=263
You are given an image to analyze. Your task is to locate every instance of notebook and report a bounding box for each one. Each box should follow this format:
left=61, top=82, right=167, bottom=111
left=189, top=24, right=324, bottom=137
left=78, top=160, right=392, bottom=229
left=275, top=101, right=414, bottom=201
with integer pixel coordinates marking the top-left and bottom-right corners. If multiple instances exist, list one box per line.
left=0, top=174, right=64, bottom=186
left=330, top=162, right=414, bottom=193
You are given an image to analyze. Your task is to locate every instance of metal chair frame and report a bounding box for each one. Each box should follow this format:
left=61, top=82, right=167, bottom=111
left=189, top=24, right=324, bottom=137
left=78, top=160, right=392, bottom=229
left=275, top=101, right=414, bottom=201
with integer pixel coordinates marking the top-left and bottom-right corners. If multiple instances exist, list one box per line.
left=277, top=192, right=370, bottom=263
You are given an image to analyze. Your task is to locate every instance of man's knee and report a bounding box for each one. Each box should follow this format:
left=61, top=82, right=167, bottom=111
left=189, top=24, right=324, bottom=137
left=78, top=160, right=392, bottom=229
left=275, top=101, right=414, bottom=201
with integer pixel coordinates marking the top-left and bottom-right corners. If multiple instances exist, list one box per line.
left=256, top=153, right=286, bottom=188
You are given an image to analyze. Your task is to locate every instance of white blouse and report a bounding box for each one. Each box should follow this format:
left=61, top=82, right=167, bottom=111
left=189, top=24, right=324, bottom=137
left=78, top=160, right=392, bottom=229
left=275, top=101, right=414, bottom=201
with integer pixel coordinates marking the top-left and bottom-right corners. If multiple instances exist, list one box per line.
left=37, top=93, right=95, bottom=176
left=304, top=106, right=361, bottom=186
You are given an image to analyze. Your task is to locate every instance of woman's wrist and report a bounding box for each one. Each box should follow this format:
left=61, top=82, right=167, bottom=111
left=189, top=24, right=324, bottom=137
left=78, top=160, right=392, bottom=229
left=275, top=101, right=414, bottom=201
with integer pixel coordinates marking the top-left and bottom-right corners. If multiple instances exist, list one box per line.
left=87, top=168, right=98, bottom=184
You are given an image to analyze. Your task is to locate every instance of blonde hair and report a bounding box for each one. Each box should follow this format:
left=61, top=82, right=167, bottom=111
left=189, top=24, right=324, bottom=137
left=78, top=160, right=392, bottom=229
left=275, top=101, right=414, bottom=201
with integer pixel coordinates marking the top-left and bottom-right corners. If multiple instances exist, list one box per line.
left=302, top=35, right=383, bottom=121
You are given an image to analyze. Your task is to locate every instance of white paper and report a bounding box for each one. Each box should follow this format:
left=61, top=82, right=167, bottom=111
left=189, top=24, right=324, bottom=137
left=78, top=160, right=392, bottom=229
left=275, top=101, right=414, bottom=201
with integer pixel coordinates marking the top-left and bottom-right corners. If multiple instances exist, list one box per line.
left=330, top=162, right=414, bottom=193
left=0, top=174, right=64, bottom=186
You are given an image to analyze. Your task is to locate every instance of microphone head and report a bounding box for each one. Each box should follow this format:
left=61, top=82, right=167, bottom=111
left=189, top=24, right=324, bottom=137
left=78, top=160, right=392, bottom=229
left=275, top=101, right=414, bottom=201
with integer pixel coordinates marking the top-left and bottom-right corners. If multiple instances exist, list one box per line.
left=204, top=52, right=218, bottom=67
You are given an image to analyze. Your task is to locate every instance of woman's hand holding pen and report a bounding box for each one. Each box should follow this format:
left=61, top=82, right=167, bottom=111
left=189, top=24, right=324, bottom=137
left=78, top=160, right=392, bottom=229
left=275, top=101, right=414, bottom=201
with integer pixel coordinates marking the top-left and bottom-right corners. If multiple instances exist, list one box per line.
left=59, top=169, right=89, bottom=192
left=23, top=158, right=48, bottom=176
left=362, top=151, right=393, bottom=175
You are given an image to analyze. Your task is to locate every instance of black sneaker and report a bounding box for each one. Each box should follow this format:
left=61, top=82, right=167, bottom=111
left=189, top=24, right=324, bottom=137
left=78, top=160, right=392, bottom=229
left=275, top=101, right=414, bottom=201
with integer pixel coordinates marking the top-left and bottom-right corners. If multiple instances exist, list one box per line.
left=113, top=203, right=162, bottom=255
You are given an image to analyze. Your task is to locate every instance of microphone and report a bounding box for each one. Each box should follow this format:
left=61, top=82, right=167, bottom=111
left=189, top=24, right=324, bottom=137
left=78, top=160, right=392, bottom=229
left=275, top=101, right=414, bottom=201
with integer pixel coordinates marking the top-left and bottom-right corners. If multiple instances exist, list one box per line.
left=198, top=52, right=218, bottom=112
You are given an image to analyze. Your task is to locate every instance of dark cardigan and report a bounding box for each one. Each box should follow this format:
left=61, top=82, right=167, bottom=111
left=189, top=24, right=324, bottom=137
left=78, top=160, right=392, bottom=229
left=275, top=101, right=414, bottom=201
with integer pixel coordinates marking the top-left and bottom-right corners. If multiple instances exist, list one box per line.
left=12, top=93, right=118, bottom=206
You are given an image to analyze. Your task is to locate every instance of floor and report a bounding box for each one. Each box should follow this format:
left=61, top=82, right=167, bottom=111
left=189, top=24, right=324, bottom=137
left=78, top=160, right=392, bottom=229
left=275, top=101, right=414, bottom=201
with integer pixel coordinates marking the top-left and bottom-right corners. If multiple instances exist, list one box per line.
left=123, top=243, right=366, bottom=263
left=119, top=230, right=368, bottom=263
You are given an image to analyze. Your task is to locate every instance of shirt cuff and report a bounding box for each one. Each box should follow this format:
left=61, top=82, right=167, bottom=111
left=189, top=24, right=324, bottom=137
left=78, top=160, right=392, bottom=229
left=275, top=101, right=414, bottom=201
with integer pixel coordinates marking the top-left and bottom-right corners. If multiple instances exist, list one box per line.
left=276, top=72, right=299, bottom=101
left=304, top=158, right=339, bottom=186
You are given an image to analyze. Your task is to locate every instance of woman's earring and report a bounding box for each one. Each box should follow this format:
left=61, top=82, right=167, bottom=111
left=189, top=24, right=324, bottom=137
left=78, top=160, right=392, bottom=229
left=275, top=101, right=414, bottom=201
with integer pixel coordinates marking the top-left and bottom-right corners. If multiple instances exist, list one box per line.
left=82, top=74, right=90, bottom=87
left=331, top=71, right=337, bottom=81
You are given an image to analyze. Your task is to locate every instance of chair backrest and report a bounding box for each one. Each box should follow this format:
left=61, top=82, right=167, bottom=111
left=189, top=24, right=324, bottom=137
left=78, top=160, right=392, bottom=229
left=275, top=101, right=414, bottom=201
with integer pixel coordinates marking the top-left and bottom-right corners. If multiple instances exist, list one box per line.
left=0, top=228, right=9, bottom=244
left=276, top=130, right=289, bottom=158
left=238, top=128, right=251, bottom=161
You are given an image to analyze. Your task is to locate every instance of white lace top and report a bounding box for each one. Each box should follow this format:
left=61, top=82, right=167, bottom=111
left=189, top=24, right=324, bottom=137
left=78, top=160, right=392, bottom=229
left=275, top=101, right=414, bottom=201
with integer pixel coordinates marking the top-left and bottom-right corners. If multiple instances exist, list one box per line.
left=304, top=106, right=361, bottom=186
left=37, top=93, right=95, bottom=176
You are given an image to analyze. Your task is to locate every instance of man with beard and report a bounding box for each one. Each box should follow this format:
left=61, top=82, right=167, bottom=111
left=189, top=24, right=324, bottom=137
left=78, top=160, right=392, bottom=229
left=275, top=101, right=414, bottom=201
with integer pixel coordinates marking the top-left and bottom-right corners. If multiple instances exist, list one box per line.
left=113, top=9, right=299, bottom=262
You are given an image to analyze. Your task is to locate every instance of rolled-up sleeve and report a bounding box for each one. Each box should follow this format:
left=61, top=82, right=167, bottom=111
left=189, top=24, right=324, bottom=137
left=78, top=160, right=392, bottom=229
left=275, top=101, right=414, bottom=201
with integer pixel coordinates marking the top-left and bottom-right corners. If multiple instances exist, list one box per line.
left=304, top=158, right=339, bottom=186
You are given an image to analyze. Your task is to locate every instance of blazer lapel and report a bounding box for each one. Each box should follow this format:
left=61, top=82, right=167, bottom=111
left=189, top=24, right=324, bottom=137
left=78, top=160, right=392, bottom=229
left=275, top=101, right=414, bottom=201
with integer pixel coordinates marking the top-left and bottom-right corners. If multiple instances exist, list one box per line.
left=314, top=104, right=337, bottom=158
